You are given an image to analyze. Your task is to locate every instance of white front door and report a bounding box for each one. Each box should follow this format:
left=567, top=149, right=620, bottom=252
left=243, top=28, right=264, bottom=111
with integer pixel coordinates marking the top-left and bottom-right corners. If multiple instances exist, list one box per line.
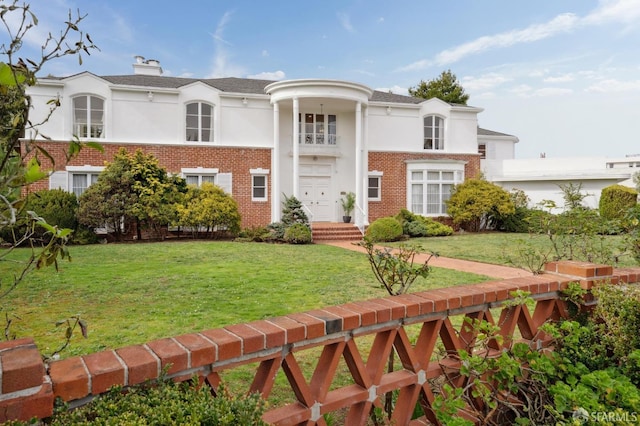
left=299, top=176, right=332, bottom=221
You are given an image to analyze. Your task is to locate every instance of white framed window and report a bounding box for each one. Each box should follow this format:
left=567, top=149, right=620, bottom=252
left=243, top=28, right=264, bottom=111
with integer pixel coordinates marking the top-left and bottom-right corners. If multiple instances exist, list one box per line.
left=423, top=115, right=444, bottom=150
left=181, top=167, right=232, bottom=194
left=73, top=95, right=104, bottom=138
left=185, top=102, right=213, bottom=142
left=407, top=162, right=464, bottom=216
left=368, top=171, right=383, bottom=201
left=181, top=167, right=219, bottom=187
left=250, top=168, right=269, bottom=201
left=298, top=113, right=337, bottom=145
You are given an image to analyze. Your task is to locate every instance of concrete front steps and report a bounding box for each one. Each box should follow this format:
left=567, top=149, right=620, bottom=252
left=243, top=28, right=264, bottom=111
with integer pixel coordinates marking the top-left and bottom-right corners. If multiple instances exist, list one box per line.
left=311, top=222, right=364, bottom=241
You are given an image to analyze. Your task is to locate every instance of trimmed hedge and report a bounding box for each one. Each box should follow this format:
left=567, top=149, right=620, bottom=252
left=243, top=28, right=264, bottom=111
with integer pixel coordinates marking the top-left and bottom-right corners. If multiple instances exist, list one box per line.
left=599, top=184, right=638, bottom=221
left=366, top=217, right=403, bottom=242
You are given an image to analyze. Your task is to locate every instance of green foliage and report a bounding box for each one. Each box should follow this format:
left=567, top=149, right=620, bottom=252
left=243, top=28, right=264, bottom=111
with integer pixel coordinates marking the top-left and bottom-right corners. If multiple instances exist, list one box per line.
left=599, top=184, right=638, bottom=221
left=358, top=238, right=435, bottom=295
left=434, top=281, right=640, bottom=424
left=624, top=204, right=640, bottom=264
left=408, top=69, right=470, bottom=105
left=176, top=182, right=241, bottom=238
left=280, top=194, right=308, bottom=226
left=365, top=217, right=403, bottom=242
left=340, top=191, right=355, bottom=216
left=78, top=149, right=187, bottom=240
left=47, top=379, right=267, bottom=425
left=1, top=189, right=80, bottom=244
left=236, top=226, right=272, bottom=242
left=262, top=195, right=310, bottom=244
left=394, top=209, right=453, bottom=237
left=283, top=223, right=312, bottom=244
left=446, top=178, right=515, bottom=232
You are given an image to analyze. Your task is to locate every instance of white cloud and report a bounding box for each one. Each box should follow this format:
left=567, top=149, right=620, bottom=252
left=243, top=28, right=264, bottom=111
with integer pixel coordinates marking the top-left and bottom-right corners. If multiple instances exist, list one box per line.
left=462, top=73, right=511, bottom=91
left=397, top=1, right=640, bottom=73
left=374, top=85, right=409, bottom=95
left=585, top=78, right=640, bottom=92
left=377, top=17, right=385, bottom=23
left=582, top=0, right=640, bottom=25
left=247, top=70, right=286, bottom=80
left=543, top=74, right=574, bottom=83
left=207, top=11, right=247, bottom=78
left=337, top=12, right=355, bottom=33
left=435, top=13, right=578, bottom=66
left=533, top=87, right=573, bottom=97
left=262, top=50, right=269, bottom=57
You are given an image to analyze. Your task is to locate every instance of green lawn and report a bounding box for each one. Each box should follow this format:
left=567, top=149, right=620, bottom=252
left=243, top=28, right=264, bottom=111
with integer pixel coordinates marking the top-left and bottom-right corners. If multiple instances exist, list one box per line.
left=2, top=240, right=491, bottom=358
left=388, top=232, right=637, bottom=267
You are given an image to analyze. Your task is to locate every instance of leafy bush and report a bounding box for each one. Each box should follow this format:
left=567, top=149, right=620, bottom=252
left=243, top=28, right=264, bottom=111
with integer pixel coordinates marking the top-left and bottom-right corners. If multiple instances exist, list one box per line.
left=175, top=182, right=241, bottom=238
left=599, top=184, right=638, bottom=221
left=236, top=226, right=271, bottom=242
left=446, top=178, right=515, bottom=232
left=46, top=379, right=266, bottom=425
left=365, top=217, right=403, bottom=242
left=283, top=223, right=312, bottom=244
left=1, top=189, right=79, bottom=245
left=394, top=209, right=453, bottom=237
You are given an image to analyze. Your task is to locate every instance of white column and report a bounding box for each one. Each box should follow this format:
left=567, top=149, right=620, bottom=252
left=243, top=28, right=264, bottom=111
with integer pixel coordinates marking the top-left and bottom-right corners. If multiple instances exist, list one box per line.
left=362, top=105, right=369, bottom=226
left=354, top=101, right=363, bottom=228
left=292, top=97, right=300, bottom=198
left=271, top=102, right=280, bottom=222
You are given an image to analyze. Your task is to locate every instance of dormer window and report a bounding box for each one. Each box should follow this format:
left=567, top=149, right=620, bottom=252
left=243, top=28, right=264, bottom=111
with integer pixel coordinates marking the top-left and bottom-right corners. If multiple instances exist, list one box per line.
left=423, top=115, right=444, bottom=150
left=73, top=95, right=104, bottom=138
left=186, top=102, right=213, bottom=142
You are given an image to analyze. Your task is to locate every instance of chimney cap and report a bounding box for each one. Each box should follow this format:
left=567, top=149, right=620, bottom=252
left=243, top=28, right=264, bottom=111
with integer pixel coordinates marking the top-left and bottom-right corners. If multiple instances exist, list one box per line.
left=134, top=55, right=145, bottom=64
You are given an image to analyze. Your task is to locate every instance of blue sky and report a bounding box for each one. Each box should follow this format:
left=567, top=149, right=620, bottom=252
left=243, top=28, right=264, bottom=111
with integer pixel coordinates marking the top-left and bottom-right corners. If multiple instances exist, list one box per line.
left=6, top=0, right=640, bottom=159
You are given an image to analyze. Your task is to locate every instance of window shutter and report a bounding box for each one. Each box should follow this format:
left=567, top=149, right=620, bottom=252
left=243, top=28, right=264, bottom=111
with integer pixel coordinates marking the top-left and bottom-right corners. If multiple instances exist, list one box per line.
left=49, top=171, right=68, bottom=190
left=217, top=173, right=232, bottom=194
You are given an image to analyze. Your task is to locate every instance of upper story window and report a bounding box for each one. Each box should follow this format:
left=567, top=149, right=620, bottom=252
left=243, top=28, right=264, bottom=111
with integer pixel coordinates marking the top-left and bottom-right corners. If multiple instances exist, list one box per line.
left=73, top=95, right=104, bottom=138
left=478, top=143, right=486, bottom=159
left=186, top=102, right=213, bottom=142
left=423, top=115, right=444, bottom=150
left=298, top=113, right=337, bottom=145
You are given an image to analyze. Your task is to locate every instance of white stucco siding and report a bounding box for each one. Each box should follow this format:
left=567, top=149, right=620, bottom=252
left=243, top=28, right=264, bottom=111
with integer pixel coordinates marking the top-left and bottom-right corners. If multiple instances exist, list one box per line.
left=27, top=87, right=65, bottom=139
left=446, top=112, right=478, bottom=153
left=367, top=108, right=421, bottom=151
left=110, top=92, right=180, bottom=142
left=218, top=100, right=273, bottom=147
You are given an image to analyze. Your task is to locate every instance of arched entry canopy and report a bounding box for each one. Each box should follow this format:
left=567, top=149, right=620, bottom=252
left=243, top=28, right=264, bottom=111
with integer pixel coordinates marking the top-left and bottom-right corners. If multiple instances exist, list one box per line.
left=265, top=80, right=374, bottom=227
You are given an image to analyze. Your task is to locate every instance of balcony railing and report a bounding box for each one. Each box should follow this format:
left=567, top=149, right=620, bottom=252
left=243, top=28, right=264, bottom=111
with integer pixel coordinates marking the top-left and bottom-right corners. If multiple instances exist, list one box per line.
left=2, top=261, right=639, bottom=425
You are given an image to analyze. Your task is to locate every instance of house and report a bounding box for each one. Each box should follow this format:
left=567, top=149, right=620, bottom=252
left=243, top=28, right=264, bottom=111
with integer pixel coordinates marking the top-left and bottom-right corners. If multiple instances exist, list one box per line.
left=25, top=57, right=484, bottom=230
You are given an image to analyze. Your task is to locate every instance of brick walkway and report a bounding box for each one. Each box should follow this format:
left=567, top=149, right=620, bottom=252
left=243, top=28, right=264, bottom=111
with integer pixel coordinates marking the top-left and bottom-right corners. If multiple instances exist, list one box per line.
left=319, top=240, right=532, bottom=279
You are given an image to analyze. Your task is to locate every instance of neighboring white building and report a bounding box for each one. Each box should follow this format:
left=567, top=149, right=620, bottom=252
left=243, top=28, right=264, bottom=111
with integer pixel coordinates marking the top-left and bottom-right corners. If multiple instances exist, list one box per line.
left=482, top=135, right=640, bottom=212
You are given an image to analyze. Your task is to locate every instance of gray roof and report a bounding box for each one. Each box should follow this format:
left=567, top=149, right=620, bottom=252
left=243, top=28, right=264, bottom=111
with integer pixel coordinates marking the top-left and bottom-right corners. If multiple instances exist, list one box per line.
left=477, top=127, right=516, bottom=138
left=49, top=72, right=473, bottom=106
left=61, top=73, right=422, bottom=104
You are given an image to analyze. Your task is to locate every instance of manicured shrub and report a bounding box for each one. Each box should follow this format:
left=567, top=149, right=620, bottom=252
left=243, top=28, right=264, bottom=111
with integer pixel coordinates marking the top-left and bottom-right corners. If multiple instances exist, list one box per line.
left=424, top=218, right=453, bottom=236
left=237, top=226, right=271, bottom=242
left=599, top=184, right=638, bottom=221
left=283, top=223, right=312, bottom=244
left=47, top=379, right=266, bottom=425
left=394, top=209, right=453, bottom=237
left=366, top=217, right=403, bottom=242
left=175, top=182, right=241, bottom=238
left=446, top=178, right=515, bottom=232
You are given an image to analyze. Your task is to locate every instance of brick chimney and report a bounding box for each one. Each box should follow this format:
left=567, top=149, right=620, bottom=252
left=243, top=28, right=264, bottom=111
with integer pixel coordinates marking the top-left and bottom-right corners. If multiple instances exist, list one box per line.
left=132, top=56, right=163, bottom=76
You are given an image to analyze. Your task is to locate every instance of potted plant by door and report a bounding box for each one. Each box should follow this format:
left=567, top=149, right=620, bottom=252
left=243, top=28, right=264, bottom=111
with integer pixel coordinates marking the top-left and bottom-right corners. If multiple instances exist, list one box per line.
left=340, top=192, right=356, bottom=223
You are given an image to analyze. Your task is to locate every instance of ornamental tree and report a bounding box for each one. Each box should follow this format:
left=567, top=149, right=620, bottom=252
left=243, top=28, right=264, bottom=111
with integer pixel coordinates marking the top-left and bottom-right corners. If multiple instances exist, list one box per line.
left=408, top=69, right=470, bottom=105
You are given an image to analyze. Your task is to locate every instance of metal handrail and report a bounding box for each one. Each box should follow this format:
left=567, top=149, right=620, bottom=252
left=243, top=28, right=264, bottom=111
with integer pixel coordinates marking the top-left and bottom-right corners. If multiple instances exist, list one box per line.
left=354, top=203, right=366, bottom=235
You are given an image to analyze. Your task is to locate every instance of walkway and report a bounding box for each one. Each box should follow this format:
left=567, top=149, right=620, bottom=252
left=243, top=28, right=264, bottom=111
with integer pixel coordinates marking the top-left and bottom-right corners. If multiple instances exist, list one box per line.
left=319, top=240, right=532, bottom=279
